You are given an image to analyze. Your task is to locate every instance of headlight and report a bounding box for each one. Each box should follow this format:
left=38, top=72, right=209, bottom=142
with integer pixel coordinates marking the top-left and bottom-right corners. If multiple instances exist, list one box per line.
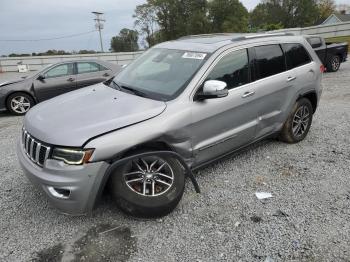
left=52, top=148, right=94, bottom=165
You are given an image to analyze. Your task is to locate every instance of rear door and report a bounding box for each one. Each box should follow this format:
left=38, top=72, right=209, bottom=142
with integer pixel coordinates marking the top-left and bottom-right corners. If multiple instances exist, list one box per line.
left=249, top=44, right=291, bottom=138
left=282, top=42, right=317, bottom=98
left=34, top=63, right=76, bottom=101
left=76, top=62, right=112, bottom=88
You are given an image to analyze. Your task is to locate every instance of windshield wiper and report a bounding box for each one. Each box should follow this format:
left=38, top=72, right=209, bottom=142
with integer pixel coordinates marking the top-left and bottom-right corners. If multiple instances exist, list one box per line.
left=111, top=80, right=122, bottom=90
left=120, top=85, right=149, bottom=98
left=111, top=80, right=150, bottom=98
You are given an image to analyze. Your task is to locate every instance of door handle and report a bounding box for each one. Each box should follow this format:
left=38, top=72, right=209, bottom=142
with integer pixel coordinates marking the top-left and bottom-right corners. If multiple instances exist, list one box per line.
left=103, top=73, right=110, bottom=77
left=242, top=91, right=255, bottom=98
left=287, top=76, right=296, bottom=82
left=67, top=77, right=75, bottom=82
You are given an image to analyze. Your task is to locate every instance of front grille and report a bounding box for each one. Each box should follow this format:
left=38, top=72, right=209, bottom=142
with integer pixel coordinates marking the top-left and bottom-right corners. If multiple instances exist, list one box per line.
left=22, top=128, right=51, bottom=167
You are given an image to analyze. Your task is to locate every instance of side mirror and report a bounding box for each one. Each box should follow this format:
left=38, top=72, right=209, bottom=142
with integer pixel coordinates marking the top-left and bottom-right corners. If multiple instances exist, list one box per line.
left=37, top=74, right=45, bottom=80
left=196, top=80, right=228, bottom=100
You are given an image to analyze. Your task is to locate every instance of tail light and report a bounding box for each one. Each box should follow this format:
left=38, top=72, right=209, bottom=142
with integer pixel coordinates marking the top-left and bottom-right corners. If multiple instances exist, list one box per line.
left=320, top=64, right=325, bottom=73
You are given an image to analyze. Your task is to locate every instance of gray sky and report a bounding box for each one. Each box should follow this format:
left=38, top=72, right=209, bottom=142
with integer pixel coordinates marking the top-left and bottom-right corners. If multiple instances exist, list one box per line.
left=0, top=0, right=348, bottom=55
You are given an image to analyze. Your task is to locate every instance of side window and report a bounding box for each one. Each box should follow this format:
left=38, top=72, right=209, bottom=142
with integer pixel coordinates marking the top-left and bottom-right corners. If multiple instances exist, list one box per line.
left=99, top=64, right=109, bottom=71
left=77, top=62, right=100, bottom=74
left=307, top=37, right=322, bottom=48
left=282, top=43, right=311, bottom=70
left=254, top=45, right=285, bottom=80
left=45, top=64, right=74, bottom=78
left=206, top=49, right=249, bottom=90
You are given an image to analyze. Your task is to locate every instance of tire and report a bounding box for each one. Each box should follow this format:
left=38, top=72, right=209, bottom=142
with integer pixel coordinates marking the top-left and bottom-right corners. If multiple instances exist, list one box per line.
left=279, top=98, right=313, bottom=144
left=326, top=55, right=340, bottom=72
left=109, top=152, right=185, bottom=218
left=6, top=92, right=34, bottom=115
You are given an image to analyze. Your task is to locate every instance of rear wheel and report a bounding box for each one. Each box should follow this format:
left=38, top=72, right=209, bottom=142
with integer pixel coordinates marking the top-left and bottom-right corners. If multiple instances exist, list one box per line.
left=109, top=153, right=185, bottom=217
left=6, top=92, right=34, bottom=115
left=279, top=98, right=313, bottom=143
left=327, top=55, right=340, bottom=72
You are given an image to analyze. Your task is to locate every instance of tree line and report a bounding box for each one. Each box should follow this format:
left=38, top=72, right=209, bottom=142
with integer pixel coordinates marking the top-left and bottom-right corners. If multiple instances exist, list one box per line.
left=111, top=0, right=341, bottom=52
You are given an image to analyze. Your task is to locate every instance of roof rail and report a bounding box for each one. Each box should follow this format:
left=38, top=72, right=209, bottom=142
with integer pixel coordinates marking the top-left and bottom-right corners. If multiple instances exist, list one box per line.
left=231, top=32, right=295, bottom=42
left=178, top=32, right=295, bottom=41
left=178, top=33, right=237, bottom=40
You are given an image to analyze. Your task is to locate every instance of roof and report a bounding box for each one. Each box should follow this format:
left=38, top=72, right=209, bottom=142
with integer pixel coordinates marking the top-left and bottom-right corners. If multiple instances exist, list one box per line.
left=322, top=13, right=350, bottom=24
left=337, top=13, right=350, bottom=22
left=155, top=34, right=241, bottom=53
left=155, top=33, right=304, bottom=53
left=52, top=59, right=114, bottom=66
left=46, top=59, right=120, bottom=71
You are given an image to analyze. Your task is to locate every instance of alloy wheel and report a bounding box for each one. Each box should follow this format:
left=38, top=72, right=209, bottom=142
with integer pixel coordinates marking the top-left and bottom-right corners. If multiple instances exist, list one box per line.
left=10, top=96, right=31, bottom=114
left=123, top=156, right=174, bottom=197
left=292, top=105, right=310, bottom=137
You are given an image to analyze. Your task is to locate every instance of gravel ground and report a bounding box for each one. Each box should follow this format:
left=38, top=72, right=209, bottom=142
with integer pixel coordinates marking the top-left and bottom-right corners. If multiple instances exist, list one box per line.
left=0, top=62, right=350, bottom=262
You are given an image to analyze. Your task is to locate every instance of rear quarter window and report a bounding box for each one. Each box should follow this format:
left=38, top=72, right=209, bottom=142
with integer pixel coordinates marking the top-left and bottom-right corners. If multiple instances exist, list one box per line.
left=282, top=43, right=311, bottom=70
left=254, top=45, right=285, bottom=80
left=77, top=62, right=101, bottom=74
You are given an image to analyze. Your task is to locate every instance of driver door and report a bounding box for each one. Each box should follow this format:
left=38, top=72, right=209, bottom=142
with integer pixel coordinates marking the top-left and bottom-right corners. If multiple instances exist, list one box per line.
left=34, top=63, right=76, bottom=101
left=190, top=48, right=258, bottom=165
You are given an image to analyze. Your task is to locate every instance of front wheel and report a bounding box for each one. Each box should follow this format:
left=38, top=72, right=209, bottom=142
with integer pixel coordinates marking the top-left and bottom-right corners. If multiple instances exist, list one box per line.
left=109, top=153, right=185, bottom=218
left=279, top=98, right=313, bottom=143
left=6, top=92, right=34, bottom=115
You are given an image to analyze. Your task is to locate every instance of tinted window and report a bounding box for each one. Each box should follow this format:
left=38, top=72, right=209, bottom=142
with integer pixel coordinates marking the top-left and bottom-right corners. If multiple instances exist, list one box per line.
left=282, top=43, right=311, bottom=70
left=307, top=37, right=322, bottom=48
left=206, top=49, right=249, bottom=90
left=45, top=64, right=74, bottom=78
left=77, top=62, right=100, bottom=74
left=254, top=45, right=285, bottom=80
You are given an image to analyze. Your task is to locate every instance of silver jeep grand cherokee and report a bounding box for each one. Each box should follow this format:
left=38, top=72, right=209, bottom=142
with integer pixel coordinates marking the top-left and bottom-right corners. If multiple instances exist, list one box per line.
left=17, top=33, right=323, bottom=217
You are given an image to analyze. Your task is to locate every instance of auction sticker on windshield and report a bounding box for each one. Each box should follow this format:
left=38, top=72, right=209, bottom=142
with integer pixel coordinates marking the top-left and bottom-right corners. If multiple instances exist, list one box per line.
left=182, top=52, right=207, bottom=60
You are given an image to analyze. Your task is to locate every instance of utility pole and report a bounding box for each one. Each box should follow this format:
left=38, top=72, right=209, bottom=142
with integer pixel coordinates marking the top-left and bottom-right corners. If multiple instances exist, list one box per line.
left=92, top=11, right=105, bottom=52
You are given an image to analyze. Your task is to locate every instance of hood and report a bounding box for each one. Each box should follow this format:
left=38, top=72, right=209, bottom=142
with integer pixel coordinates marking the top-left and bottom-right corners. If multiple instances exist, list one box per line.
left=0, top=78, right=27, bottom=87
left=24, top=83, right=167, bottom=147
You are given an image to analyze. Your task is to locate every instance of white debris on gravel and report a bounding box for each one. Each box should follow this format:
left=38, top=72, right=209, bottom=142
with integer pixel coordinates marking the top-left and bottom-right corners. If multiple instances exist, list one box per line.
left=0, top=61, right=350, bottom=261
left=255, top=192, right=273, bottom=200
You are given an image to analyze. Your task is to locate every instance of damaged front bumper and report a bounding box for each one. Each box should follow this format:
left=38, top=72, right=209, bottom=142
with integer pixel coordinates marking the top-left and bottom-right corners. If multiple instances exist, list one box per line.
left=17, top=140, right=110, bottom=215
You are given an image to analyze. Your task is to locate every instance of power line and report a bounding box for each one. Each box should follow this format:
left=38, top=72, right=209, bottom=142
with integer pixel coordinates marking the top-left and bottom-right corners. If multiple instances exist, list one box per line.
left=0, top=30, right=97, bottom=42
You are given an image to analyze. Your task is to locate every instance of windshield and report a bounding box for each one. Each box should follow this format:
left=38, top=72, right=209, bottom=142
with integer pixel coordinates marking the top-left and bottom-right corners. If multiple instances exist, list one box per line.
left=112, top=48, right=209, bottom=101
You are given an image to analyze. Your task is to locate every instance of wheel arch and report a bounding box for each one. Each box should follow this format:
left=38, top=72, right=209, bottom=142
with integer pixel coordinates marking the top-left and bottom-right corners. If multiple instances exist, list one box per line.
left=5, top=91, right=36, bottom=110
left=116, top=140, right=176, bottom=160
left=94, top=141, right=199, bottom=211
left=297, top=91, right=317, bottom=114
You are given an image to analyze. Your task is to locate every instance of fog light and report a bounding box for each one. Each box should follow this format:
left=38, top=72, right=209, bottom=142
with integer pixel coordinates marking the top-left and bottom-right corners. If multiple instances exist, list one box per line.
left=47, top=186, right=70, bottom=199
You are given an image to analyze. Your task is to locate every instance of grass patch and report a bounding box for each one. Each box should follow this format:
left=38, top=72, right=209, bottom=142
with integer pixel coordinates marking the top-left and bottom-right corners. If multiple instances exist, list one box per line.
left=326, top=36, right=350, bottom=53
